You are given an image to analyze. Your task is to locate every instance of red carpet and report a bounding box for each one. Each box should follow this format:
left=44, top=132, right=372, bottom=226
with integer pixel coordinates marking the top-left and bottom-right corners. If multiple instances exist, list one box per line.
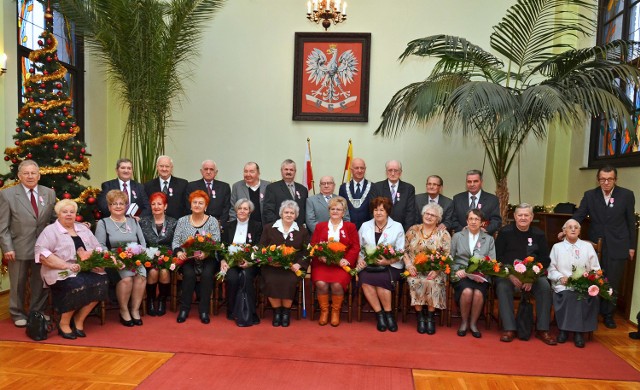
left=1, top=310, right=639, bottom=385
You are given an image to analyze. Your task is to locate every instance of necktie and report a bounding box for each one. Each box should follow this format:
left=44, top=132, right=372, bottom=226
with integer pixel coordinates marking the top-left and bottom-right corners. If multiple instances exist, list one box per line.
left=206, top=182, right=213, bottom=197
left=122, top=182, right=129, bottom=201
left=470, top=195, right=477, bottom=209
left=355, top=182, right=362, bottom=198
left=30, top=189, right=38, bottom=217
left=430, top=199, right=436, bottom=203
left=288, top=184, right=295, bottom=198
left=325, top=195, right=331, bottom=203
left=162, top=181, right=169, bottom=194
left=391, top=184, right=397, bottom=204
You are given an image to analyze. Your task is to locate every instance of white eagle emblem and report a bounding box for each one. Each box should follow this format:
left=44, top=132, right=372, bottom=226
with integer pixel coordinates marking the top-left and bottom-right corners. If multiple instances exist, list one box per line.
left=305, top=44, right=359, bottom=111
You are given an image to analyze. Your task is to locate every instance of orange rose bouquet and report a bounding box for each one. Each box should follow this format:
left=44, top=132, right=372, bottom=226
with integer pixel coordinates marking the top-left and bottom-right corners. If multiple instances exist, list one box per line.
left=252, top=244, right=304, bottom=277
left=402, top=248, right=452, bottom=278
left=309, top=240, right=354, bottom=275
left=181, top=233, right=223, bottom=259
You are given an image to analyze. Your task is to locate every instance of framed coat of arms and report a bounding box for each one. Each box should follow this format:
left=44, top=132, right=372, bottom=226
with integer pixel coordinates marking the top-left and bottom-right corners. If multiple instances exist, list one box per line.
left=293, top=32, right=371, bottom=122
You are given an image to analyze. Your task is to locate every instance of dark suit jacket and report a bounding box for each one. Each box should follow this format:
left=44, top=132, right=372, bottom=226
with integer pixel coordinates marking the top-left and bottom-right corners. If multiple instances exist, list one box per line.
left=259, top=222, right=310, bottom=268
left=186, top=179, right=231, bottom=224
left=573, top=186, right=636, bottom=260
left=338, top=179, right=373, bottom=230
left=98, top=179, right=150, bottom=217
left=262, top=180, right=308, bottom=227
left=143, top=176, right=189, bottom=219
left=0, top=184, right=56, bottom=261
left=451, top=190, right=502, bottom=235
left=371, top=180, right=416, bottom=231
left=220, top=219, right=263, bottom=246
left=415, top=193, right=454, bottom=229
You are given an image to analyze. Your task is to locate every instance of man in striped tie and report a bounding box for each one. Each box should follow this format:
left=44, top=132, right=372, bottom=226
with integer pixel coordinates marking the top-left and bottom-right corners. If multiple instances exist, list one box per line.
left=97, top=158, right=150, bottom=218
left=143, top=155, right=189, bottom=219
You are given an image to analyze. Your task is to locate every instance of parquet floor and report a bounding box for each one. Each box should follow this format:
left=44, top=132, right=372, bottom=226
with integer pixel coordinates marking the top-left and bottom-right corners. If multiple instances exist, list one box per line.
left=0, top=291, right=639, bottom=389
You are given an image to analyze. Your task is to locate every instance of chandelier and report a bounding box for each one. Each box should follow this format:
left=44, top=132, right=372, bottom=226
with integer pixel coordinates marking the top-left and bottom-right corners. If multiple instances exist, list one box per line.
left=306, top=0, right=347, bottom=31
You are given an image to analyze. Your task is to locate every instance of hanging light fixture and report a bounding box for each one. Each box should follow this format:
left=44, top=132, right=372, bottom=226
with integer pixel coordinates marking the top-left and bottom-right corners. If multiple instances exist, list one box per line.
left=306, top=0, right=347, bottom=31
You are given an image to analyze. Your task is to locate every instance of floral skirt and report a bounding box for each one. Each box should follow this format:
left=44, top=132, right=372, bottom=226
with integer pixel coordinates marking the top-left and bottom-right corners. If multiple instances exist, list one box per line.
left=50, top=272, right=109, bottom=313
left=407, top=272, right=446, bottom=309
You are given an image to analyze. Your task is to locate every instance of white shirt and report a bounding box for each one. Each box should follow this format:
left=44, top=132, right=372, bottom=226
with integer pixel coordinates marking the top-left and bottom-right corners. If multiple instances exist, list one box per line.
left=468, top=231, right=479, bottom=253
left=22, top=184, right=38, bottom=198
left=548, top=239, right=600, bottom=293
left=273, top=219, right=300, bottom=239
left=468, top=190, right=482, bottom=207
left=118, top=179, right=131, bottom=199
left=602, top=187, right=614, bottom=205
left=428, top=195, right=439, bottom=204
left=232, top=220, right=249, bottom=244
left=327, top=220, right=343, bottom=241
left=159, top=176, right=172, bottom=187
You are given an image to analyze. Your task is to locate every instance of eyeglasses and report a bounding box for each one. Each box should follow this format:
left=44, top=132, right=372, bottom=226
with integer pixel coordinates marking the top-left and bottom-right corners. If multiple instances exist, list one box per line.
left=329, top=207, right=344, bottom=212
left=598, top=178, right=616, bottom=183
left=320, top=182, right=334, bottom=186
left=386, top=169, right=401, bottom=173
left=423, top=213, right=438, bottom=218
left=110, top=202, right=126, bottom=207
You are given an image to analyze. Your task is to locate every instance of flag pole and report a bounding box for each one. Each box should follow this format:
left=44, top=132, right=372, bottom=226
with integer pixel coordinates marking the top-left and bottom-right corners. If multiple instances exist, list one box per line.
left=307, top=137, right=315, bottom=195
left=341, top=139, right=352, bottom=185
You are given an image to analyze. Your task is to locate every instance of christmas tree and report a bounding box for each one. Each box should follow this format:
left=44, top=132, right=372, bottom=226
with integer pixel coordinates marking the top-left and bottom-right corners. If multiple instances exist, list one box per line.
left=1, top=7, right=101, bottom=224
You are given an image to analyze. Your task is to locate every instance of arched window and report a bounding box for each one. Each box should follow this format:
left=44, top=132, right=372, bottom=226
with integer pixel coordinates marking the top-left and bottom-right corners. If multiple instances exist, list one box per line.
left=17, top=0, right=84, bottom=139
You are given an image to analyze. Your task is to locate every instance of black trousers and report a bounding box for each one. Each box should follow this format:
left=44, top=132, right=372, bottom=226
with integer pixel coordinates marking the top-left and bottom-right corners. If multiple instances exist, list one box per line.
left=599, top=255, right=627, bottom=317
left=181, top=258, right=216, bottom=314
left=225, top=266, right=259, bottom=317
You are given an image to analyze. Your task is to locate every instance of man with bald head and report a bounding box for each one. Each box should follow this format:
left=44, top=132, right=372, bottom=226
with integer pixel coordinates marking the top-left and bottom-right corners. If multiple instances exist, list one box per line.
left=229, top=162, right=269, bottom=223
left=305, top=175, right=350, bottom=233
left=371, top=160, right=416, bottom=231
left=186, top=160, right=231, bottom=225
left=144, top=155, right=189, bottom=219
left=338, top=158, right=373, bottom=230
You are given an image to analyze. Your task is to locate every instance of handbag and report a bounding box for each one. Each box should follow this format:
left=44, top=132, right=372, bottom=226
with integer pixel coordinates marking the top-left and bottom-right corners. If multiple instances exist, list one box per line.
left=233, top=271, right=254, bottom=327
left=26, top=311, right=50, bottom=341
left=516, top=292, right=534, bottom=340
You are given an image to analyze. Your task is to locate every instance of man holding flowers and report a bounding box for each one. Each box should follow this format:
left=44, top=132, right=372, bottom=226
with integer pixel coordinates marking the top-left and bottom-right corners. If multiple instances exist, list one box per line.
left=495, top=203, right=555, bottom=345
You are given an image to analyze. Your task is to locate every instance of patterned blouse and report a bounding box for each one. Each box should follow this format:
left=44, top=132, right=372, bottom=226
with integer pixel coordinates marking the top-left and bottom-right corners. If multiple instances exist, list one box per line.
left=404, top=225, right=451, bottom=266
left=171, top=214, right=221, bottom=253
left=139, top=215, right=177, bottom=247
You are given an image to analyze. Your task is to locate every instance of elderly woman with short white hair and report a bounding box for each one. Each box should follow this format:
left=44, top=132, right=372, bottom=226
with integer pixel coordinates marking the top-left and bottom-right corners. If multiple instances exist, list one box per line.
left=259, top=200, right=309, bottom=327
left=548, top=219, right=601, bottom=348
left=35, top=199, right=109, bottom=339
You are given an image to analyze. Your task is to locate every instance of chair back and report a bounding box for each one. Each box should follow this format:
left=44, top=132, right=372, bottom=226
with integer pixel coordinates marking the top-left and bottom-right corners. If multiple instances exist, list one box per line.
left=587, top=238, right=603, bottom=260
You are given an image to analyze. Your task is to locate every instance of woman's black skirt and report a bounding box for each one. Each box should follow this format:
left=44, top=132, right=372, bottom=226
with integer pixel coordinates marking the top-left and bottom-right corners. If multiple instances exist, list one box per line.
left=358, top=266, right=402, bottom=291
left=50, top=272, right=109, bottom=313
left=453, top=278, right=490, bottom=304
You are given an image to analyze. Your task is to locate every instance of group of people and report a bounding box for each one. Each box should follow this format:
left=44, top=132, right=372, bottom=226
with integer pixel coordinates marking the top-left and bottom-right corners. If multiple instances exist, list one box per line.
left=0, top=156, right=635, bottom=349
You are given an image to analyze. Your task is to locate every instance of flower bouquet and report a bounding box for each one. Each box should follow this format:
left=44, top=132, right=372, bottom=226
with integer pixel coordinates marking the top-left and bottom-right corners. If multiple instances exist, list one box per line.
left=309, top=240, right=355, bottom=275
left=145, top=246, right=179, bottom=271
left=252, top=244, right=304, bottom=277
left=451, top=255, right=508, bottom=282
left=358, top=244, right=403, bottom=274
left=506, top=256, right=543, bottom=284
left=115, top=243, right=149, bottom=275
left=566, top=266, right=613, bottom=301
left=401, top=248, right=452, bottom=278
left=77, top=247, right=124, bottom=272
left=216, top=243, right=255, bottom=280
left=181, top=233, right=223, bottom=259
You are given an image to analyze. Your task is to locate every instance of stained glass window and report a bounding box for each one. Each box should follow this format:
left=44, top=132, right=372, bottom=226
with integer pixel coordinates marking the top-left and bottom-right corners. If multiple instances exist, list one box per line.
left=590, top=0, right=640, bottom=167
left=16, top=0, right=83, bottom=137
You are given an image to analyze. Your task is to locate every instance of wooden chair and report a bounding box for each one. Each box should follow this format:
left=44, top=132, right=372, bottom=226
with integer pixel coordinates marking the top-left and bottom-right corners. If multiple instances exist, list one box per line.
left=400, top=278, right=446, bottom=326
left=356, top=276, right=402, bottom=321
left=446, top=280, right=493, bottom=329
left=309, top=277, right=354, bottom=323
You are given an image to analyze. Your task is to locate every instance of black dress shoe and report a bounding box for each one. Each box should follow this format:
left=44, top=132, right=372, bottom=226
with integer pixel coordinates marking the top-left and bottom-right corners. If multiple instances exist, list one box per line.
left=281, top=308, right=291, bottom=327
left=177, top=309, right=188, bottom=323
left=132, top=317, right=143, bottom=326
left=416, top=312, right=427, bottom=334
left=574, top=332, right=585, bottom=348
left=200, top=312, right=210, bottom=324
left=252, top=314, right=261, bottom=325
left=384, top=311, right=398, bottom=332
left=58, top=325, right=77, bottom=340
left=457, top=328, right=467, bottom=337
left=120, top=315, right=134, bottom=327
left=604, top=316, right=617, bottom=329
left=70, top=319, right=86, bottom=338
left=272, top=308, right=282, bottom=327
left=156, top=299, right=167, bottom=316
left=471, top=330, right=482, bottom=338
left=557, top=330, right=568, bottom=343
left=226, top=312, right=235, bottom=321
left=425, top=311, right=435, bottom=335
left=375, top=311, right=387, bottom=332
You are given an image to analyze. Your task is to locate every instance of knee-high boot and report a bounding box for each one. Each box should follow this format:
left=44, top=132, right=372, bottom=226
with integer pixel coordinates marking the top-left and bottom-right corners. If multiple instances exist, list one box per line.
left=317, top=294, right=330, bottom=326
left=146, top=283, right=157, bottom=316
left=330, top=295, right=344, bottom=327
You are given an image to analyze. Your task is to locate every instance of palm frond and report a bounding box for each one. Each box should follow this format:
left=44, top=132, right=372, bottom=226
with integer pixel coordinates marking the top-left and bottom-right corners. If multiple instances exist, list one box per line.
left=491, top=0, right=596, bottom=70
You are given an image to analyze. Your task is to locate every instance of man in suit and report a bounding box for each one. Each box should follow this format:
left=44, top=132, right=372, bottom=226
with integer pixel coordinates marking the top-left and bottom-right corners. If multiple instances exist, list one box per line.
left=339, top=157, right=373, bottom=230
left=571, top=166, right=636, bottom=329
left=229, top=162, right=269, bottom=224
left=305, top=175, right=350, bottom=233
left=451, top=169, right=502, bottom=235
left=97, top=158, right=150, bottom=218
left=186, top=160, right=231, bottom=225
left=495, top=203, right=556, bottom=345
left=143, top=155, right=188, bottom=219
left=415, top=175, right=454, bottom=230
left=262, top=159, right=308, bottom=227
left=371, top=160, right=416, bottom=231
left=0, top=160, right=56, bottom=327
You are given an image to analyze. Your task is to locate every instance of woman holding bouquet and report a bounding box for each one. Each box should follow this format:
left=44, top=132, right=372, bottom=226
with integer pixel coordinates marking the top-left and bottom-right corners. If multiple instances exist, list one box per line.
left=260, top=200, right=309, bottom=327
left=95, top=190, right=147, bottom=327
left=450, top=209, right=496, bottom=338
left=310, top=196, right=360, bottom=327
left=139, top=192, right=177, bottom=316
left=548, top=219, right=600, bottom=348
left=403, top=203, right=451, bottom=335
left=34, top=199, right=109, bottom=339
left=356, top=197, right=405, bottom=332
left=172, top=190, right=221, bottom=324
left=220, top=199, right=262, bottom=326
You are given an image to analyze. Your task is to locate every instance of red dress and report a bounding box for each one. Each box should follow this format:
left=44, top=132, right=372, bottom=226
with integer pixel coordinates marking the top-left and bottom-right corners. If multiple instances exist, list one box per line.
left=310, top=221, right=360, bottom=291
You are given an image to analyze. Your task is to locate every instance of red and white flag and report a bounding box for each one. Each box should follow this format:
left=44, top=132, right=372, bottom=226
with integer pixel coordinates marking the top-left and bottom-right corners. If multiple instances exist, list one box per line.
left=303, top=138, right=314, bottom=194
